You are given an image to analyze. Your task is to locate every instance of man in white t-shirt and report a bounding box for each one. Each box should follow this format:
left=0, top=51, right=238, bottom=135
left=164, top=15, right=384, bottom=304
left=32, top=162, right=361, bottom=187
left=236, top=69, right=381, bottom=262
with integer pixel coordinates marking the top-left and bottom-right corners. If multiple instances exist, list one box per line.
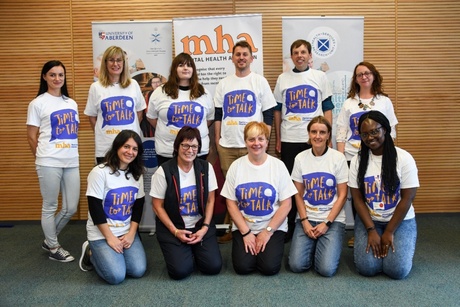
left=214, top=40, right=277, bottom=242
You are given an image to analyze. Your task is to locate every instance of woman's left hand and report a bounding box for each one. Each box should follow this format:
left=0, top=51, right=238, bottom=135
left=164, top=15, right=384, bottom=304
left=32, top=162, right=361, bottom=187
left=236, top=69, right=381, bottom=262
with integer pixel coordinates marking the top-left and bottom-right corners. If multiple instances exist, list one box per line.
left=380, top=231, right=395, bottom=257
left=119, top=232, right=135, bottom=249
left=255, top=230, right=272, bottom=254
left=311, top=222, right=329, bottom=238
left=188, top=227, right=207, bottom=245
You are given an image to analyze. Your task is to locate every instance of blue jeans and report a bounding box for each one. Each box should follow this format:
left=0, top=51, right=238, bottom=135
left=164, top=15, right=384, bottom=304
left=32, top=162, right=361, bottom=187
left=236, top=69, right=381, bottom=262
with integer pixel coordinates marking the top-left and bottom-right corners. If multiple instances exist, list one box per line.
left=89, top=234, right=146, bottom=285
left=36, top=165, right=80, bottom=248
left=354, top=215, right=417, bottom=279
left=289, top=220, right=345, bottom=277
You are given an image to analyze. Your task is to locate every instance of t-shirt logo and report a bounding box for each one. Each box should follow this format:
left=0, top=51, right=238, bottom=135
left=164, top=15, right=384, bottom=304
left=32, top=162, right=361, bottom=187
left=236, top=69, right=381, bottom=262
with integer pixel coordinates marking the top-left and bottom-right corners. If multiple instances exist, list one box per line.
left=180, top=185, right=199, bottom=216
left=349, top=111, right=367, bottom=141
left=364, top=175, right=400, bottom=213
left=101, top=96, right=135, bottom=128
left=223, top=90, right=256, bottom=119
left=50, top=109, right=79, bottom=141
left=104, top=186, right=138, bottom=221
left=167, top=101, right=203, bottom=128
left=302, top=172, right=336, bottom=206
left=285, top=85, right=318, bottom=115
left=235, top=182, right=276, bottom=216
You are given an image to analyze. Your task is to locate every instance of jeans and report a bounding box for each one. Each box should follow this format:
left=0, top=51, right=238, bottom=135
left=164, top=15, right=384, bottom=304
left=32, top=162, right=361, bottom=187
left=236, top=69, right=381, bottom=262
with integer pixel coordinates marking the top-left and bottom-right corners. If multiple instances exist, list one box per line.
left=289, top=220, right=345, bottom=277
left=36, top=165, right=80, bottom=248
left=89, top=234, right=146, bottom=285
left=354, top=215, right=417, bottom=280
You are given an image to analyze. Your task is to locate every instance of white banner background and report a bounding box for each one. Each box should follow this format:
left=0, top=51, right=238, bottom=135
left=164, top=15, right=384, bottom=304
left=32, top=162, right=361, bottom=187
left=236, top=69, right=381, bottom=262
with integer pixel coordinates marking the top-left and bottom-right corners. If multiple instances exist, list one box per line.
left=282, top=16, right=364, bottom=227
left=173, top=14, right=264, bottom=96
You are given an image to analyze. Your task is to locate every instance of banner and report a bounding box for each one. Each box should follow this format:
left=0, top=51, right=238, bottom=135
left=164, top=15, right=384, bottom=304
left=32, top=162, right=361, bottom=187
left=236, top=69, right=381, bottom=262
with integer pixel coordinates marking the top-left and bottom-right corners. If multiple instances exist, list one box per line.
left=282, top=16, right=364, bottom=227
left=91, top=20, right=173, bottom=232
left=173, top=14, right=264, bottom=96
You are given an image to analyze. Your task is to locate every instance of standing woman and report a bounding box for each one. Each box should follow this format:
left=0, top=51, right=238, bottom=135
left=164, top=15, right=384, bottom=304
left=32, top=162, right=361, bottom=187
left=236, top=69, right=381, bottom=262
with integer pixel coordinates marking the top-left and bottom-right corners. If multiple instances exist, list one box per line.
left=289, top=116, right=348, bottom=277
left=80, top=130, right=147, bottom=285
left=220, top=121, right=298, bottom=275
left=349, top=111, right=419, bottom=279
left=26, top=60, right=80, bottom=262
left=84, top=45, right=146, bottom=163
left=150, top=126, right=222, bottom=280
left=336, top=61, right=398, bottom=247
left=146, top=52, right=214, bottom=166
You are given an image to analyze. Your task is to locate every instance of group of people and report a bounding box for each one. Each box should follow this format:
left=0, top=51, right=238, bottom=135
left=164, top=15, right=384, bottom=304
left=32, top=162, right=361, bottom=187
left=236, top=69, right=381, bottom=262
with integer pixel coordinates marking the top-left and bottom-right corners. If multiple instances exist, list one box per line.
left=26, top=39, right=419, bottom=285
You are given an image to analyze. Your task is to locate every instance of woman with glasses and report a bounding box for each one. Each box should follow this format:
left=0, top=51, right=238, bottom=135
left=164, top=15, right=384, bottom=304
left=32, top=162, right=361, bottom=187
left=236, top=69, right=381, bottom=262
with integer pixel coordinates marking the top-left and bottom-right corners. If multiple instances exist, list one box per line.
left=336, top=61, right=398, bottom=247
left=350, top=111, right=419, bottom=279
left=146, top=53, right=214, bottom=166
left=150, top=126, right=222, bottom=280
left=84, top=45, right=146, bottom=164
left=220, top=121, right=298, bottom=275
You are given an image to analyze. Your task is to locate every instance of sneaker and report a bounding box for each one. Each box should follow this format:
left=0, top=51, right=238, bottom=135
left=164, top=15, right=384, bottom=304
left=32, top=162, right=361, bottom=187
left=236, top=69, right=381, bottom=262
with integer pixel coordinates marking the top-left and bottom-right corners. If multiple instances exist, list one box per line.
left=79, top=241, right=93, bottom=272
left=49, top=247, right=75, bottom=262
left=41, top=240, right=50, bottom=252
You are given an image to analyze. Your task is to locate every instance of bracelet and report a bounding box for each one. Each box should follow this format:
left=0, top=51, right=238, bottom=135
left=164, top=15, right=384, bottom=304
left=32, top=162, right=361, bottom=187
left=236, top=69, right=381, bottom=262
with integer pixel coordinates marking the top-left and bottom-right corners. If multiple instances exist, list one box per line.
left=174, top=229, right=178, bottom=237
left=202, top=223, right=210, bottom=228
left=299, top=217, right=308, bottom=222
left=366, top=226, right=376, bottom=232
left=242, top=229, right=251, bottom=237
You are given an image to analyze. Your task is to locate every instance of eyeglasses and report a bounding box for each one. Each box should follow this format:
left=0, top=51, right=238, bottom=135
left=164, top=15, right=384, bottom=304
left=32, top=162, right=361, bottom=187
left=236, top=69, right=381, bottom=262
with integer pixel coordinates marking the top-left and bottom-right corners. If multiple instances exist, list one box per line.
left=360, top=126, right=383, bottom=139
left=107, top=58, right=123, bottom=64
left=180, top=143, right=199, bottom=150
left=356, top=71, right=372, bottom=79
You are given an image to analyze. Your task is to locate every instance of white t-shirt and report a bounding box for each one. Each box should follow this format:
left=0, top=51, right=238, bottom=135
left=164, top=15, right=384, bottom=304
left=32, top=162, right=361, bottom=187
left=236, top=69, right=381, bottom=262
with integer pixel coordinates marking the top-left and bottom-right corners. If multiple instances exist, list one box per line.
left=348, top=147, right=419, bottom=222
left=86, top=165, right=145, bottom=241
left=336, top=95, right=398, bottom=161
left=26, top=92, right=79, bottom=167
left=146, top=86, right=214, bottom=157
left=221, top=155, right=298, bottom=233
left=274, top=69, right=332, bottom=143
left=150, top=163, right=218, bottom=229
left=84, top=80, right=146, bottom=157
left=214, top=72, right=277, bottom=148
left=291, top=148, right=349, bottom=223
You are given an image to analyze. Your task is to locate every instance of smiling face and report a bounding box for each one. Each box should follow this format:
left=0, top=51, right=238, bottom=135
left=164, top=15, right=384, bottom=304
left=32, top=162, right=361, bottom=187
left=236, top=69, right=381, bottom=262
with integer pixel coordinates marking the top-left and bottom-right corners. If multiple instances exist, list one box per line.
left=106, top=53, right=124, bottom=80
left=117, top=137, right=139, bottom=170
left=176, top=62, right=193, bottom=85
left=245, top=133, right=268, bottom=159
left=308, top=123, right=330, bottom=153
left=291, top=44, right=311, bottom=71
left=178, top=138, right=199, bottom=164
left=232, top=46, right=253, bottom=72
left=43, top=65, right=65, bottom=95
left=355, top=65, right=375, bottom=91
left=360, top=119, right=386, bottom=155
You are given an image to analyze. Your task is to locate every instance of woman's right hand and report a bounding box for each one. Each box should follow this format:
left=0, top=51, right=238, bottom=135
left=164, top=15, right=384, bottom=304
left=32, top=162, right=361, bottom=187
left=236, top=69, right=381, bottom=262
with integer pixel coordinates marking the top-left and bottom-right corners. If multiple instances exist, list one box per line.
left=366, top=230, right=382, bottom=258
left=175, top=229, right=193, bottom=243
left=302, top=220, right=317, bottom=239
left=243, top=232, right=257, bottom=255
left=107, top=236, right=124, bottom=254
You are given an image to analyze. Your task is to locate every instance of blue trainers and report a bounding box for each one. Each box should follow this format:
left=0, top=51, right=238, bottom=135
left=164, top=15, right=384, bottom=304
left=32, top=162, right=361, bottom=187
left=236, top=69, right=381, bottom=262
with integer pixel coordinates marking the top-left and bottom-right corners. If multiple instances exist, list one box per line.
left=49, top=247, right=75, bottom=263
left=41, top=240, right=50, bottom=251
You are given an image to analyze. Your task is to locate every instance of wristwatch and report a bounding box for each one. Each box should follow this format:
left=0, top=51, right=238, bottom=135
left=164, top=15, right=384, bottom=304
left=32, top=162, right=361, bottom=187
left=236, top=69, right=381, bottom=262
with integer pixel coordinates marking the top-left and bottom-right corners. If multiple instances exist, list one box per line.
left=324, top=220, right=332, bottom=227
left=266, top=226, right=273, bottom=233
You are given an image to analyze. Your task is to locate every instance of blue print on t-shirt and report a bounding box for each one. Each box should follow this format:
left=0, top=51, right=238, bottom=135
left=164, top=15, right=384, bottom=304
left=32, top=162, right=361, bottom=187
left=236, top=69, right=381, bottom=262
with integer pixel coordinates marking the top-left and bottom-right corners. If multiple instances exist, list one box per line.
left=166, top=101, right=203, bottom=128
left=285, top=85, right=318, bottom=115
left=104, top=186, right=139, bottom=221
left=101, top=96, right=135, bottom=128
left=223, top=90, right=257, bottom=119
left=235, top=182, right=276, bottom=216
left=302, top=172, right=336, bottom=206
left=49, top=109, right=79, bottom=141
left=179, top=185, right=199, bottom=216
left=348, top=110, right=367, bottom=141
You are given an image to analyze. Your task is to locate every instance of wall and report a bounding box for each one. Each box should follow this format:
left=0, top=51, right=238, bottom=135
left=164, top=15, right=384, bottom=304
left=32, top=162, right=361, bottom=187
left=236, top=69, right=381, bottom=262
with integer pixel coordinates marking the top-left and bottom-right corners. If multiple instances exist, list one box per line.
left=0, top=0, right=459, bottom=220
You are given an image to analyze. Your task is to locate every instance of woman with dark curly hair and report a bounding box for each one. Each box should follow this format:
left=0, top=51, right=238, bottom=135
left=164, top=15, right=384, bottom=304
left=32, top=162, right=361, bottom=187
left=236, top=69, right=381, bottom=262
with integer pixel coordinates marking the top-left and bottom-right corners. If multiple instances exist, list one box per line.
left=349, top=111, right=419, bottom=279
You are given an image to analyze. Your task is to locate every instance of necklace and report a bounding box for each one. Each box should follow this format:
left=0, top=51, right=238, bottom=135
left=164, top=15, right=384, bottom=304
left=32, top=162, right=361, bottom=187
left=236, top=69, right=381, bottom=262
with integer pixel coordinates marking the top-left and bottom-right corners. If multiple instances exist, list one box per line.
left=358, top=95, right=375, bottom=110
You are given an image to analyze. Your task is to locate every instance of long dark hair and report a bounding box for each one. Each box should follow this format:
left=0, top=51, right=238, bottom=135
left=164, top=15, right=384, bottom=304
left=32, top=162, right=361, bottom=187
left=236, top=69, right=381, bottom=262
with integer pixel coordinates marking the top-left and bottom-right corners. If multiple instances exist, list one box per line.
left=357, top=111, right=399, bottom=199
left=173, top=126, right=202, bottom=157
left=347, top=61, right=388, bottom=99
left=103, top=130, right=144, bottom=180
left=37, top=60, right=70, bottom=98
left=163, top=52, right=205, bottom=100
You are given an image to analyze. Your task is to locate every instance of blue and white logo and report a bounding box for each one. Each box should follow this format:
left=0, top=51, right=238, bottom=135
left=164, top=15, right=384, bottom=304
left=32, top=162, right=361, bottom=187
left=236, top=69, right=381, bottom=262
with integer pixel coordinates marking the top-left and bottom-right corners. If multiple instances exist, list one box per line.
left=308, top=27, right=339, bottom=59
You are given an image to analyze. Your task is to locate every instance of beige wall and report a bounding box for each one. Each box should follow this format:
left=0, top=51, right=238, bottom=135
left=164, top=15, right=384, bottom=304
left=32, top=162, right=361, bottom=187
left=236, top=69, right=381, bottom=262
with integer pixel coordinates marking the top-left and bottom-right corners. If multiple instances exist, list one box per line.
left=1, top=0, right=459, bottom=220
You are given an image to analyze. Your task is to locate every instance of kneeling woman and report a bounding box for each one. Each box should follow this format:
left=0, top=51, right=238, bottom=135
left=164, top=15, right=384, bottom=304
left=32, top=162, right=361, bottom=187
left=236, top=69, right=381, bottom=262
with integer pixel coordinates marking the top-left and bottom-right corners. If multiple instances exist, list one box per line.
left=350, top=111, right=419, bottom=279
left=221, top=121, right=297, bottom=275
left=82, top=130, right=147, bottom=285
left=150, top=126, right=222, bottom=280
left=288, top=116, right=349, bottom=277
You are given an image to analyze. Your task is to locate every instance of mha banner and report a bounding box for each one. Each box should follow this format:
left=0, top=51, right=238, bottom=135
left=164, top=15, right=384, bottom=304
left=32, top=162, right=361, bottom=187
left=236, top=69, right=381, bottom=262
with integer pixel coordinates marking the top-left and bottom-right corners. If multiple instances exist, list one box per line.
left=173, top=14, right=264, bottom=96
